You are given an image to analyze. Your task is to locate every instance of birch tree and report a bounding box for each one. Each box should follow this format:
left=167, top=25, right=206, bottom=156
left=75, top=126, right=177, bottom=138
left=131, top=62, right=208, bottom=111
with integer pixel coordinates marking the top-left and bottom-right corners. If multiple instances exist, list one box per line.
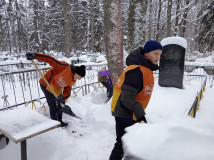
left=103, top=0, right=123, bottom=85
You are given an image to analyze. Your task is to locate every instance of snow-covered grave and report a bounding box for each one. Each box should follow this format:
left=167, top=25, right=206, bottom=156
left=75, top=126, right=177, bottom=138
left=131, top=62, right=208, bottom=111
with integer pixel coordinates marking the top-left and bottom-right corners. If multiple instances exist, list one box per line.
left=0, top=107, right=60, bottom=160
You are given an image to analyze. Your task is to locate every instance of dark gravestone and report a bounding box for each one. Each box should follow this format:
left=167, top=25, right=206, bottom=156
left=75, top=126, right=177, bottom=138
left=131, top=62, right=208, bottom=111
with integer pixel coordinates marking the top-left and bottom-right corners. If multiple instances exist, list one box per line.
left=158, top=44, right=185, bottom=89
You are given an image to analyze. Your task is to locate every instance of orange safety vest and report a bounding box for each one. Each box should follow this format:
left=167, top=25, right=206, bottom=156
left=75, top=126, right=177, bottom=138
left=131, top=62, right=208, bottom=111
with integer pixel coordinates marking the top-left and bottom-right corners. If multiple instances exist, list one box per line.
left=111, top=65, right=154, bottom=120
left=44, top=66, right=76, bottom=96
left=35, top=52, right=77, bottom=98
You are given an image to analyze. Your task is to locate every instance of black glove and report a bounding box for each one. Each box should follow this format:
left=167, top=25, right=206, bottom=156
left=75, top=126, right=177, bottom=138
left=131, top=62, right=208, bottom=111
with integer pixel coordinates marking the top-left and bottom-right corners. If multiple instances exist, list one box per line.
left=26, top=52, right=36, bottom=60
left=137, top=115, right=147, bottom=123
left=56, top=96, right=65, bottom=105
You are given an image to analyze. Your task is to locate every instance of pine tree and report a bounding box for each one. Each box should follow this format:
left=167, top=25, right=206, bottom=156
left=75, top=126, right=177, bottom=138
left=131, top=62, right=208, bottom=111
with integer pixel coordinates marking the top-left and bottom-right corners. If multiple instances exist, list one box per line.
left=196, top=0, right=214, bottom=52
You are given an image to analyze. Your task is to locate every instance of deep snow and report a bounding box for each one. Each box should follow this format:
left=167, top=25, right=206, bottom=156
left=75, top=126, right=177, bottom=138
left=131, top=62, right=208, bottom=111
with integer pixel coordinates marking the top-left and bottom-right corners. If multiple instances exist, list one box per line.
left=0, top=70, right=214, bottom=160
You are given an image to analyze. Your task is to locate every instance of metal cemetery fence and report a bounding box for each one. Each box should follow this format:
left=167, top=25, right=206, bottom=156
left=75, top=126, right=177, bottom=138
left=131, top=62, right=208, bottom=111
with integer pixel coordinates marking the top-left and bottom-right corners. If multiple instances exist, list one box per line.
left=0, top=63, right=213, bottom=110
left=0, top=64, right=107, bottom=110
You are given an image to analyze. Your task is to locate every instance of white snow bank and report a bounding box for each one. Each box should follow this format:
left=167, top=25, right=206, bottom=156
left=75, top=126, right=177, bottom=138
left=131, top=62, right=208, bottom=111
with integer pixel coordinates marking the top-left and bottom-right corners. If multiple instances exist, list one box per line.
left=123, top=81, right=214, bottom=160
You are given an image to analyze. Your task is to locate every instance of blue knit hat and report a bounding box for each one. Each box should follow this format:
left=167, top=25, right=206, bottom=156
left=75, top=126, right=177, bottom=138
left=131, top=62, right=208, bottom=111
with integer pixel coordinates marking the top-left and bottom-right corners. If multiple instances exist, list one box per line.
left=144, top=40, right=163, bottom=53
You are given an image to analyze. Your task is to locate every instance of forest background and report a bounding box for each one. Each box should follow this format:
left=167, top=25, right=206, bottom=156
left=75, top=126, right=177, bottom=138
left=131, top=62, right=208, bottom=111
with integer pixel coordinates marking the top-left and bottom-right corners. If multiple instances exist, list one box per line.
left=0, top=0, right=213, bottom=83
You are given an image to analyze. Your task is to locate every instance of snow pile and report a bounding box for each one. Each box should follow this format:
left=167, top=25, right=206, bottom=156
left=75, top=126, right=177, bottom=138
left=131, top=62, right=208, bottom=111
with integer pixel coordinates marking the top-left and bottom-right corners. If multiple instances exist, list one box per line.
left=96, top=55, right=106, bottom=63
left=123, top=81, right=214, bottom=160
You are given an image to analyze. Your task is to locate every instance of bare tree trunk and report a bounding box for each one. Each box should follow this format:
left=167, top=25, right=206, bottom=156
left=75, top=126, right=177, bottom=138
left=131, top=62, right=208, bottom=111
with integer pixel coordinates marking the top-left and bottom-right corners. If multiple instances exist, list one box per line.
left=7, top=24, right=12, bottom=53
left=40, top=0, right=45, bottom=52
left=0, top=16, right=5, bottom=51
left=127, top=0, right=135, bottom=52
left=166, top=0, right=172, bottom=37
left=180, top=0, right=190, bottom=37
left=148, top=0, right=152, bottom=40
left=8, top=0, right=18, bottom=52
left=90, top=0, right=95, bottom=52
left=155, top=0, right=162, bottom=41
left=127, top=0, right=147, bottom=53
left=174, top=0, right=180, bottom=36
left=103, top=0, right=123, bottom=85
left=62, top=0, right=72, bottom=58
left=33, top=0, right=40, bottom=51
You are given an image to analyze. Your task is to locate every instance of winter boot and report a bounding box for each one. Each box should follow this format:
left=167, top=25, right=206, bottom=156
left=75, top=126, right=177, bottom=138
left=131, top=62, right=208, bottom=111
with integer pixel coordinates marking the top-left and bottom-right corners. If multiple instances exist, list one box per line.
left=109, top=148, right=124, bottom=160
left=57, top=110, right=68, bottom=127
left=60, top=121, right=68, bottom=127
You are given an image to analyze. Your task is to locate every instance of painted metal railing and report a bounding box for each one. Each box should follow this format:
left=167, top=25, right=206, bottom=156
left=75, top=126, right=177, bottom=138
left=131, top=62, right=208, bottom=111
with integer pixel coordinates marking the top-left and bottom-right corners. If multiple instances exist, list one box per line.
left=188, top=76, right=207, bottom=118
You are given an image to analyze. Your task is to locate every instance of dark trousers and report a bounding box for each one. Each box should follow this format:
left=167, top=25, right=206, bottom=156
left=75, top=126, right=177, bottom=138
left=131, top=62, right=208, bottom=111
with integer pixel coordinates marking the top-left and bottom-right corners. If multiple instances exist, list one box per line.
left=40, top=84, right=62, bottom=121
left=101, top=81, right=113, bottom=101
left=109, top=117, right=135, bottom=160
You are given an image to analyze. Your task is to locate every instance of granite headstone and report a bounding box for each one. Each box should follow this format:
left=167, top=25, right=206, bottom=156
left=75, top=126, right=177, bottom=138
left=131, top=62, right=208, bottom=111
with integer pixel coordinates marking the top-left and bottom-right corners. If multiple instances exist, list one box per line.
left=158, top=44, right=186, bottom=89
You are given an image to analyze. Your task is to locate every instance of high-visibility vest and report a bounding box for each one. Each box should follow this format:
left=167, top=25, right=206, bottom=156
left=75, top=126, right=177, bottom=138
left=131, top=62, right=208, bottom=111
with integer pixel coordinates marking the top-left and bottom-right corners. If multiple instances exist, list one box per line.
left=111, top=65, right=154, bottom=120
left=42, top=66, right=76, bottom=96
left=36, top=52, right=76, bottom=98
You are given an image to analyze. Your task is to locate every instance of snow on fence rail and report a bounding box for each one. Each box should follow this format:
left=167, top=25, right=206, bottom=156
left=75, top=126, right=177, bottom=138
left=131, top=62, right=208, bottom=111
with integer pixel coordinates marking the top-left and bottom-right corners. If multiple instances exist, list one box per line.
left=0, top=62, right=47, bottom=72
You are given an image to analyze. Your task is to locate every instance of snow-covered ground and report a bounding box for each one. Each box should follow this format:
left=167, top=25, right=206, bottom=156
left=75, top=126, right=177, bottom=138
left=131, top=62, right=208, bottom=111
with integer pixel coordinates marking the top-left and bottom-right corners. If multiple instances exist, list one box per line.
left=123, top=79, right=214, bottom=160
left=0, top=73, right=214, bottom=160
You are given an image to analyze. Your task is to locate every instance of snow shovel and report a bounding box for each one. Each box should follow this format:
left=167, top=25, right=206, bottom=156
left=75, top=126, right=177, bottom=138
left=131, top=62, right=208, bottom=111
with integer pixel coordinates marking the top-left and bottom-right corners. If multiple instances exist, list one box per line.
left=31, top=60, right=81, bottom=119
left=62, top=105, right=81, bottom=119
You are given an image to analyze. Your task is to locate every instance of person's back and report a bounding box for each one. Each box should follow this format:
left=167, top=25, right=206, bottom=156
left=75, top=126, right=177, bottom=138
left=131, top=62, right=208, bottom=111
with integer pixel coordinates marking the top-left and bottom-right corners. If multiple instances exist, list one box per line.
left=98, top=71, right=109, bottom=83
left=98, top=67, right=113, bottom=102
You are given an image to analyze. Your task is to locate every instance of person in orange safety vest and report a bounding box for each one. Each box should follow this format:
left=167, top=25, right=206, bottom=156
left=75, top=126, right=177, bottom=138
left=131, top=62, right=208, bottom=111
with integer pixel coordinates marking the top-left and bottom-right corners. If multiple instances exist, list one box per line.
left=109, top=40, right=163, bottom=160
left=26, top=52, right=86, bottom=127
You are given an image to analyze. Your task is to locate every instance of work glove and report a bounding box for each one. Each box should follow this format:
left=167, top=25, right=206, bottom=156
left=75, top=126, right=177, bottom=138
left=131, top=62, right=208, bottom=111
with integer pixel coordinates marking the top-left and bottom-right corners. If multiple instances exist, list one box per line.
left=137, top=115, right=147, bottom=123
left=26, top=52, right=36, bottom=60
left=56, top=96, right=65, bottom=106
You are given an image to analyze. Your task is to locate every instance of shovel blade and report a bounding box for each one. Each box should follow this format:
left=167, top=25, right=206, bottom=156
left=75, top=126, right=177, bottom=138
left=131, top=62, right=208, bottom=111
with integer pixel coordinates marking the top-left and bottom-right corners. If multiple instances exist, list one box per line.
left=62, top=105, right=81, bottom=119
